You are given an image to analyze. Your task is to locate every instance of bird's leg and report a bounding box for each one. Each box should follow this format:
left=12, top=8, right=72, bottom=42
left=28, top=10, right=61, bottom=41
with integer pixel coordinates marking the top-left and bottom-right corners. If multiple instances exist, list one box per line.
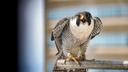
left=76, top=47, right=86, bottom=61
left=64, top=53, right=80, bottom=65
left=76, top=54, right=86, bottom=61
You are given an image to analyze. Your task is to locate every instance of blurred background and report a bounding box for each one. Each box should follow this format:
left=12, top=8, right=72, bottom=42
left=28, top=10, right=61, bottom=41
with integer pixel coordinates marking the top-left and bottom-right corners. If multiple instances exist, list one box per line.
left=18, top=0, right=45, bottom=72
left=46, top=0, right=128, bottom=72
left=18, top=0, right=128, bottom=72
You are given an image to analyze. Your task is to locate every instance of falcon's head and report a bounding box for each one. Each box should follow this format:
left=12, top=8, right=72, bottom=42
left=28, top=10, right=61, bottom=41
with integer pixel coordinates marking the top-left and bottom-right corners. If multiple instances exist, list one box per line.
left=72, top=11, right=92, bottom=26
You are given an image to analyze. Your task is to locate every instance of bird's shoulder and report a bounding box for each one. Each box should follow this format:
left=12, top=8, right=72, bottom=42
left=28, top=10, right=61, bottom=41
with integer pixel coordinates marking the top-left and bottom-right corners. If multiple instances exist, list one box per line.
left=54, top=18, right=69, bottom=29
left=52, top=17, right=69, bottom=38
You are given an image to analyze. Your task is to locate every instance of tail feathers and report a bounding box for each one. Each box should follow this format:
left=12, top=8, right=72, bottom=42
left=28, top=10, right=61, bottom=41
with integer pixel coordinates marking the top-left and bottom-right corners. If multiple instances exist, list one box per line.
left=51, top=32, right=54, bottom=41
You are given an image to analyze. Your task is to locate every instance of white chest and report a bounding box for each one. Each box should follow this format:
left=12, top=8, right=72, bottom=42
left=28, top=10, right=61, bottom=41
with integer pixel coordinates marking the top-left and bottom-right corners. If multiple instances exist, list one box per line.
left=70, top=18, right=94, bottom=41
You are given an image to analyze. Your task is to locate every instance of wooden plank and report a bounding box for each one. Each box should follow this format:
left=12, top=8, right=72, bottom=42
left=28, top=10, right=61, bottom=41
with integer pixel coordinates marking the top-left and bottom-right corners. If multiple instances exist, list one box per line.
left=56, top=59, right=128, bottom=70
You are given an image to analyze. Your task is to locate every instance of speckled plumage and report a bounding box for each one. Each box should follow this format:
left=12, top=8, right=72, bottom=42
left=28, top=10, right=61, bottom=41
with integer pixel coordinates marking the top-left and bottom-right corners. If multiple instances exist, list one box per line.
left=61, top=17, right=94, bottom=57
left=51, top=11, right=103, bottom=60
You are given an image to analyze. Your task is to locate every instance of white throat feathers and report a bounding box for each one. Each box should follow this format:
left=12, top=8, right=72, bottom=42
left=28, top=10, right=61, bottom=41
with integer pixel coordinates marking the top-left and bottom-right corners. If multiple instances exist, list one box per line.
left=70, top=17, right=94, bottom=41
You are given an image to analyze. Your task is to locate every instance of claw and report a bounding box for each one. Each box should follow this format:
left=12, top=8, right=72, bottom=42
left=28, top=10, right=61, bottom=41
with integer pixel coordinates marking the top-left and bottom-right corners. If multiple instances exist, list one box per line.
left=56, top=52, right=59, bottom=55
left=66, top=53, right=81, bottom=65
left=64, top=57, right=70, bottom=64
left=72, top=56, right=81, bottom=65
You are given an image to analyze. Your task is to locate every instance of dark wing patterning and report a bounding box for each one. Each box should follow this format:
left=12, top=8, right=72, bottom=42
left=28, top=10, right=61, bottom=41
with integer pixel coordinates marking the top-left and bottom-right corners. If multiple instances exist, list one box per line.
left=90, top=17, right=103, bottom=39
left=51, top=18, right=69, bottom=55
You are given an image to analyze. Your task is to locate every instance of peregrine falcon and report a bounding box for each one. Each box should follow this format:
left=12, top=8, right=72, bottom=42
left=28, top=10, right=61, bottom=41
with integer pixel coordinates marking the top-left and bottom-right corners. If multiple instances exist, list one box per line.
left=51, top=11, right=103, bottom=65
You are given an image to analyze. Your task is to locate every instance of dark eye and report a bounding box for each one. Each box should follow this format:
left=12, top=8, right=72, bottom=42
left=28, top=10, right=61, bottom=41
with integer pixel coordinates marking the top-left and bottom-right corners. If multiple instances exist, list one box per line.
left=76, top=16, right=80, bottom=26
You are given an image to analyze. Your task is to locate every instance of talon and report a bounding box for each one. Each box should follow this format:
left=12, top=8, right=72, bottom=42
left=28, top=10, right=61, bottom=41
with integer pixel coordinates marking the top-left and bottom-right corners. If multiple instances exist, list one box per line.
left=56, top=52, right=59, bottom=55
left=72, top=58, right=81, bottom=66
left=72, top=57, right=80, bottom=65
left=77, top=54, right=86, bottom=61
left=64, top=59, right=66, bottom=64
left=67, top=53, right=81, bottom=65
left=64, top=57, right=70, bottom=64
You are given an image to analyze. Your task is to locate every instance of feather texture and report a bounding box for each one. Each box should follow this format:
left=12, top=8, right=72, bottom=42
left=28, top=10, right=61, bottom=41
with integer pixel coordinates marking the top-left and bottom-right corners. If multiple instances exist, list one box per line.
left=90, top=17, right=103, bottom=39
left=51, top=12, right=103, bottom=60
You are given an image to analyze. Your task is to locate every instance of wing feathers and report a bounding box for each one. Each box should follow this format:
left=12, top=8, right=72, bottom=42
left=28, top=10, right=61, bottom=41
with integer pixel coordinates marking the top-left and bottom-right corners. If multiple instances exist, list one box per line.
left=90, top=17, right=103, bottom=39
left=51, top=18, right=69, bottom=40
left=51, top=18, right=69, bottom=56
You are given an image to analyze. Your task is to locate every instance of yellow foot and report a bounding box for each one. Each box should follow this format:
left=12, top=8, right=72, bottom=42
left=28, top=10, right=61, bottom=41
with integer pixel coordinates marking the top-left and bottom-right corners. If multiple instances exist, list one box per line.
left=76, top=54, right=86, bottom=61
left=64, top=53, right=81, bottom=65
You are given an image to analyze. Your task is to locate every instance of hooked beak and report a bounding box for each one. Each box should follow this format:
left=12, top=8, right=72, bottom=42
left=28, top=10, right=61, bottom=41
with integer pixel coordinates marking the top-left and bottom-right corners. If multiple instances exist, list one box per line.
left=80, top=14, right=84, bottom=20
left=80, top=14, right=86, bottom=23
